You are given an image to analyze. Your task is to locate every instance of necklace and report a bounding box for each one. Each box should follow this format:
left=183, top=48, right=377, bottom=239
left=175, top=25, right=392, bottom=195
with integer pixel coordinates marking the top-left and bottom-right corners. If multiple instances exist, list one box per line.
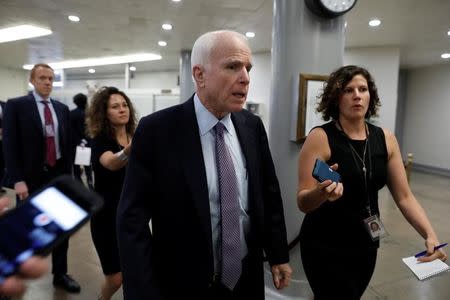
left=337, top=119, right=369, bottom=176
left=348, top=139, right=368, bottom=175
left=337, top=120, right=373, bottom=215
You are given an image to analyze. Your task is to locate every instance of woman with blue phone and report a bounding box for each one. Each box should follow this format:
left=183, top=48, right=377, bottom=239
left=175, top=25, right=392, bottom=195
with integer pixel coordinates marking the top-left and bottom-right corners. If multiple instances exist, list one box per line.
left=296, top=65, right=446, bottom=299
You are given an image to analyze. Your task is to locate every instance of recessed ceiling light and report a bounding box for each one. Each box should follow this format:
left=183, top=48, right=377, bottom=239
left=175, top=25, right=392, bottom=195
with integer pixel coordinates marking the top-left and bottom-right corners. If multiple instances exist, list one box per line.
left=23, top=53, right=162, bottom=70
left=172, top=0, right=182, bottom=2
left=447, top=30, right=450, bottom=36
left=162, top=23, right=173, bottom=30
left=0, top=25, right=52, bottom=43
left=68, top=15, right=80, bottom=22
left=441, top=53, right=450, bottom=59
left=129, top=66, right=136, bottom=71
left=369, top=19, right=381, bottom=27
left=245, top=32, right=255, bottom=38
left=158, top=41, right=167, bottom=47
left=88, top=68, right=95, bottom=73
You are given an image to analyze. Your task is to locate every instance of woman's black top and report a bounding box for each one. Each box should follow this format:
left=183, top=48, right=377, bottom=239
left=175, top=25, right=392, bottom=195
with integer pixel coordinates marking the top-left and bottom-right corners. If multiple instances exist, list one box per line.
left=91, top=133, right=126, bottom=211
left=300, top=121, right=388, bottom=250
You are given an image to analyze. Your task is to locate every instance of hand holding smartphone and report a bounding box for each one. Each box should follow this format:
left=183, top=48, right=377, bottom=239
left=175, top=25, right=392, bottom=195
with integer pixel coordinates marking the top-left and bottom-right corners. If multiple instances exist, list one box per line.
left=312, top=159, right=341, bottom=183
left=0, top=175, right=103, bottom=283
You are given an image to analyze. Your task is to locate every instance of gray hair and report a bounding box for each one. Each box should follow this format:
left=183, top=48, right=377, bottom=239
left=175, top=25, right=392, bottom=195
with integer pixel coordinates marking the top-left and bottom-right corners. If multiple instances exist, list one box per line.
left=191, top=30, right=248, bottom=68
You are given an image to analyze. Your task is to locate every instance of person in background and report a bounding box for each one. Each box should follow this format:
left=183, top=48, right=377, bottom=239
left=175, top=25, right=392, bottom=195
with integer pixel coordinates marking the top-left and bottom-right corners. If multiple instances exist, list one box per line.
left=70, top=93, right=93, bottom=189
left=0, top=197, right=48, bottom=299
left=297, top=65, right=447, bottom=299
left=2, top=63, right=80, bottom=293
left=86, top=86, right=136, bottom=300
left=117, top=30, right=292, bottom=300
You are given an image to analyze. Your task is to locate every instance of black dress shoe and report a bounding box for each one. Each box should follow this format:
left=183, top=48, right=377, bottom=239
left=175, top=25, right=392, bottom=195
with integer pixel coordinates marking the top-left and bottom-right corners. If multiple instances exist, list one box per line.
left=53, top=274, right=81, bottom=293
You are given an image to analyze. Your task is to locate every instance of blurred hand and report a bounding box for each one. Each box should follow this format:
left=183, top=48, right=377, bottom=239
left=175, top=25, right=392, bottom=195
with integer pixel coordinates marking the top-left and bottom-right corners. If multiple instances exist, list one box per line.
left=0, top=197, right=49, bottom=297
left=14, top=181, right=29, bottom=201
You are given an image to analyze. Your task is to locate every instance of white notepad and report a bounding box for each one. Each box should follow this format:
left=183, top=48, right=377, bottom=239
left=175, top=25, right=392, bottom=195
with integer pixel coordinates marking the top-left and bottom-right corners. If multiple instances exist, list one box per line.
left=402, top=256, right=450, bottom=280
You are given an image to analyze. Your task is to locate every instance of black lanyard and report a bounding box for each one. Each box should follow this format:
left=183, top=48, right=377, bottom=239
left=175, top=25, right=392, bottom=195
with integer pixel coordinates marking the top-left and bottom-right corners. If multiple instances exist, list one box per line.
left=336, top=120, right=373, bottom=216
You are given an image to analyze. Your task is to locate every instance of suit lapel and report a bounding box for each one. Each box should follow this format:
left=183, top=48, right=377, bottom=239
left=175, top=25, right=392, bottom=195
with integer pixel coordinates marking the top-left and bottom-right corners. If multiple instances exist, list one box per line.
left=51, top=99, right=65, bottom=148
left=28, top=93, right=45, bottom=137
left=231, top=112, right=256, bottom=182
left=181, top=98, right=213, bottom=248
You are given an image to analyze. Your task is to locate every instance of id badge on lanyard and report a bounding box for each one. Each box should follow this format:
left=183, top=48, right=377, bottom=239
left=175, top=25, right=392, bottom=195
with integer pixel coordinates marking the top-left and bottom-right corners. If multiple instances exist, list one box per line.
left=363, top=214, right=387, bottom=241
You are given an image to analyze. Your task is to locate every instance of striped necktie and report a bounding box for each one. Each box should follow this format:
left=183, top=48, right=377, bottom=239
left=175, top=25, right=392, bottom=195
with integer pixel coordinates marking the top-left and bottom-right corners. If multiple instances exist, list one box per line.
left=214, top=122, right=241, bottom=290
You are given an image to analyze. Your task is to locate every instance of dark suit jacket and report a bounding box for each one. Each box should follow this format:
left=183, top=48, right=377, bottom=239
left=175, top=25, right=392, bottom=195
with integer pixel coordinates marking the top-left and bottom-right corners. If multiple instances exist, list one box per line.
left=117, top=97, right=289, bottom=299
left=0, top=100, right=5, bottom=184
left=69, top=107, right=86, bottom=144
left=2, top=92, right=71, bottom=191
left=69, top=107, right=89, bottom=156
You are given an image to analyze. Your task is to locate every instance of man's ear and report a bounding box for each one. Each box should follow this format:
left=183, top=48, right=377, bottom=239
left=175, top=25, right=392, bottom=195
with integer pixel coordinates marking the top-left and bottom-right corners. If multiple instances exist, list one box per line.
left=193, top=65, right=205, bottom=88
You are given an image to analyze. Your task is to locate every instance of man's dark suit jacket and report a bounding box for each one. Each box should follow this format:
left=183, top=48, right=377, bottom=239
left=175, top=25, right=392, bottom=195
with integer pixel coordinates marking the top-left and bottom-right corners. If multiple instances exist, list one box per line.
left=0, top=100, right=6, bottom=184
left=117, top=96, right=289, bottom=299
left=69, top=106, right=89, bottom=156
left=2, top=92, right=71, bottom=191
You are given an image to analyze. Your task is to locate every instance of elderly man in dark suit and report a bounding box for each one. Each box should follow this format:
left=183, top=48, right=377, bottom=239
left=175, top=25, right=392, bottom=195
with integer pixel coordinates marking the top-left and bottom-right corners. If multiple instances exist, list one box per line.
left=2, top=63, right=80, bottom=293
left=117, top=30, right=292, bottom=300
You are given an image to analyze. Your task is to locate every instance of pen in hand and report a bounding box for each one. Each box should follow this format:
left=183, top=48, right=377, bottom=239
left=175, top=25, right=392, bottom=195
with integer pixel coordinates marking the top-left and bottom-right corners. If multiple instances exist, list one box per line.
left=414, top=243, right=448, bottom=258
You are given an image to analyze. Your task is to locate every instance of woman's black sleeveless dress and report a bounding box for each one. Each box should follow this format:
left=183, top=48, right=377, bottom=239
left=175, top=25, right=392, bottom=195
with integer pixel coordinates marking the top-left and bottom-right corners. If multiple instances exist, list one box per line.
left=300, top=121, right=388, bottom=299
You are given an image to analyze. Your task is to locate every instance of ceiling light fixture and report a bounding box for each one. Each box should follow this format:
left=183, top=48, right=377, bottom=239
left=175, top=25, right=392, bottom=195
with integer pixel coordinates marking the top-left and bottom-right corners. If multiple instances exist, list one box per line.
left=158, top=41, right=167, bottom=46
left=172, top=0, right=182, bottom=2
left=447, top=30, right=450, bottom=36
left=245, top=32, right=255, bottom=38
left=129, top=66, right=137, bottom=71
left=369, top=19, right=381, bottom=27
left=88, top=68, right=96, bottom=73
left=0, top=24, right=52, bottom=43
left=23, top=53, right=162, bottom=70
left=162, top=23, right=173, bottom=30
left=441, top=53, right=450, bottom=59
left=68, top=15, right=80, bottom=22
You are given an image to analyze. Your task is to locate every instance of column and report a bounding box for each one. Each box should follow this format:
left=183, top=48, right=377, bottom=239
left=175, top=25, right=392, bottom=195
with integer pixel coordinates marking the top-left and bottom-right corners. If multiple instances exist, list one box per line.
left=179, top=50, right=195, bottom=102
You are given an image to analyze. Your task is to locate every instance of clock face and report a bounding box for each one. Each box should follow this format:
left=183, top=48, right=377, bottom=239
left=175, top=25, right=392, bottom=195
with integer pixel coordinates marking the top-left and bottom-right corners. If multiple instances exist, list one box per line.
left=321, top=0, right=357, bottom=13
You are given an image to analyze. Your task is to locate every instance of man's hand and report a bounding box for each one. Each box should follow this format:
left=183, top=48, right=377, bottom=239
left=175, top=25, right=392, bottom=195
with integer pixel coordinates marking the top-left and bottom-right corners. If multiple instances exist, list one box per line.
left=14, top=181, right=29, bottom=200
left=271, top=263, right=292, bottom=290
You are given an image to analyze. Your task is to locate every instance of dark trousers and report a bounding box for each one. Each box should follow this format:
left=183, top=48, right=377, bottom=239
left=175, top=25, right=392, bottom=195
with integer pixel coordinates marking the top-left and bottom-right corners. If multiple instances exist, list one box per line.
left=205, top=254, right=264, bottom=300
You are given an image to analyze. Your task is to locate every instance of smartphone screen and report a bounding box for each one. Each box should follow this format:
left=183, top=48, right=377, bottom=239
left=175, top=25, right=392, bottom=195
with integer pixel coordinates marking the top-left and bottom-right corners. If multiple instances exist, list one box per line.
left=0, top=186, right=89, bottom=283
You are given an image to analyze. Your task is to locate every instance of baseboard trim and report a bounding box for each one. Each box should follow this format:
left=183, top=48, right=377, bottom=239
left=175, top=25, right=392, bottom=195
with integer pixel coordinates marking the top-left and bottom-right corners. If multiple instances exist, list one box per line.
left=412, top=163, right=450, bottom=178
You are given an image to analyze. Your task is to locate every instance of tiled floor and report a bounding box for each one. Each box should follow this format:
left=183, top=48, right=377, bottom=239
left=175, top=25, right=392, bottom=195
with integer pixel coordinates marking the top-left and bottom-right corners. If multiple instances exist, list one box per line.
left=8, top=171, right=450, bottom=299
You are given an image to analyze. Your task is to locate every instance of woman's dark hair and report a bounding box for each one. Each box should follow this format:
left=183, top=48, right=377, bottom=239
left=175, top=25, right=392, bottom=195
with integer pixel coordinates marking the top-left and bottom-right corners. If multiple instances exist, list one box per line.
left=73, top=93, right=87, bottom=109
left=316, top=65, right=381, bottom=121
left=86, top=86, right=137, bottom=139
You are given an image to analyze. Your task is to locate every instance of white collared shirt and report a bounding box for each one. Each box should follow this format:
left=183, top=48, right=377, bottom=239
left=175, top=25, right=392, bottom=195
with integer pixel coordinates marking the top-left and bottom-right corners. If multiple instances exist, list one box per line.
left=33, top=91, right=61, bottom=159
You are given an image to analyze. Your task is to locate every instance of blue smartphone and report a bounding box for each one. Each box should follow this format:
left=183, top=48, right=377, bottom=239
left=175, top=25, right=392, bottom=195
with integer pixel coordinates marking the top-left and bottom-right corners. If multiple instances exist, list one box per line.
left=0, top=175, right=103, bottom=283
left=312, top=159, right=341, bottom=183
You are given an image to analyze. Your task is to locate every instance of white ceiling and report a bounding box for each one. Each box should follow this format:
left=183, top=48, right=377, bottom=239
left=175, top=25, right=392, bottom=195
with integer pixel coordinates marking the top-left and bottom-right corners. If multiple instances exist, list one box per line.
left=0, top=0, right=449, bottom=76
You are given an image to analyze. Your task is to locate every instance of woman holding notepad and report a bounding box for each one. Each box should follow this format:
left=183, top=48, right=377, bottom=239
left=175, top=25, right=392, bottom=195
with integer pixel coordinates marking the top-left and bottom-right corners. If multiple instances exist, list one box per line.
left=296, top=65, right=447, bottom=299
